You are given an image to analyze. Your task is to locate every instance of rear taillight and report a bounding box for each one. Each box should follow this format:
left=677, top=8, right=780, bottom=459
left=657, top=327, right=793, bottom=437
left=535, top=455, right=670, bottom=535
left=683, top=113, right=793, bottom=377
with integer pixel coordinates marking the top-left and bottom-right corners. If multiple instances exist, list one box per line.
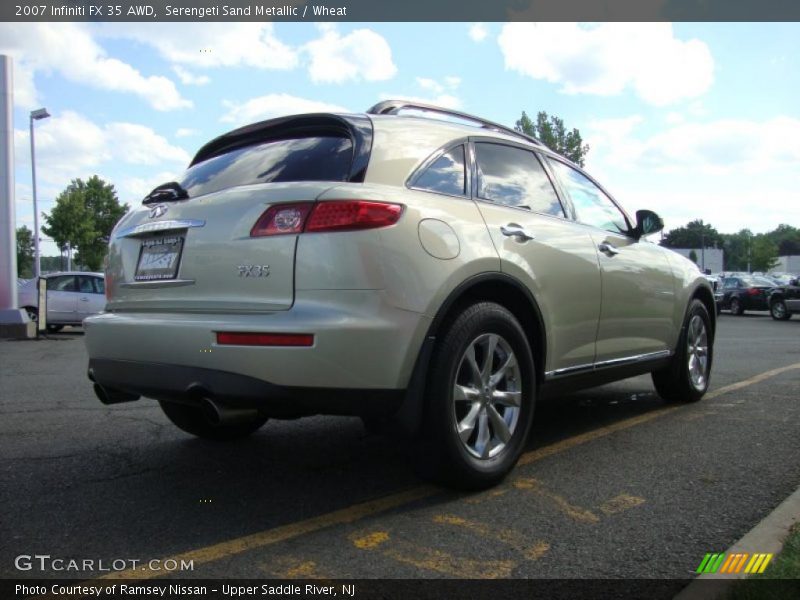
left=748, top=288, right=761, bottom=296
left=306, top=200, right=403, bottom=232
left=250, top=201, right=403, bottom=237
left=250, top=202, right=314, bottom=237
left=216, top=332, right=314, bottom=347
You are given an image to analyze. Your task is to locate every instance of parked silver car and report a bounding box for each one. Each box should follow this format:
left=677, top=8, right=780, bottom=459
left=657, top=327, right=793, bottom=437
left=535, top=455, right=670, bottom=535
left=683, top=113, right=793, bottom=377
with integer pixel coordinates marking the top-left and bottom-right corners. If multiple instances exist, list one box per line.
left=85, top=102, right=715, bottom=488
left=18, top=271, right=106, bottom=332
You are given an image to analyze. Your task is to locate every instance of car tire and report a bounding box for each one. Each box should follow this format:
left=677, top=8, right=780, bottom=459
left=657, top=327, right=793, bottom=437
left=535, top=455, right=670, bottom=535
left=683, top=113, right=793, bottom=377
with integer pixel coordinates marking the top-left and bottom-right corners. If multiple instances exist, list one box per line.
left=652, top=299, right=713, bottom=403
left=770, top=299, right=792, bottom=321
left=24, top=306, right=38, bottom=322
left=729, top=297, right=744, bottom=315
left=418, top=302, right=535, bottom=490
left=158, top=400, right=268, bottom=441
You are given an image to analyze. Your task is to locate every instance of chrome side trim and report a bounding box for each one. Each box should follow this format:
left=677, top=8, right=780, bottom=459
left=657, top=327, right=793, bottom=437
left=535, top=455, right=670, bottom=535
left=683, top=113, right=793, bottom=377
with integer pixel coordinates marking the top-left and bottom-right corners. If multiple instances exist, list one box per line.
left=120, top=279, right=196, bottom=289
left=545, top=349, right=673, bottom=379
left=116, top=219, right=205, bottom=238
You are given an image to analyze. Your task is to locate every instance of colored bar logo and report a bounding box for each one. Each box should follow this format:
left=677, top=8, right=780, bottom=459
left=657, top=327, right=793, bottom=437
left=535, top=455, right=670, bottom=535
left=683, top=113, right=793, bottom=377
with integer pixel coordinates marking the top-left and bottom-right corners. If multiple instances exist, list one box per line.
left=696, top=552, right=773, bottom=574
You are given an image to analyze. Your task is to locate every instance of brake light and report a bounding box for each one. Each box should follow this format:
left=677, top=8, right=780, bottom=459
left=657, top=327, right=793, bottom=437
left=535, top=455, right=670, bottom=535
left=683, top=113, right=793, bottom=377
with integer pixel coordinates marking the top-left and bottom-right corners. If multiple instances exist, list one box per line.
left=216, top=332, right=314, bottom=347
left=250, top=202, right=314, bottom=237
left=306, top=201, right=403, bottom=232
left=748, top=288, right=761, bottom=296
left=250, top=201, right=403, bottom=237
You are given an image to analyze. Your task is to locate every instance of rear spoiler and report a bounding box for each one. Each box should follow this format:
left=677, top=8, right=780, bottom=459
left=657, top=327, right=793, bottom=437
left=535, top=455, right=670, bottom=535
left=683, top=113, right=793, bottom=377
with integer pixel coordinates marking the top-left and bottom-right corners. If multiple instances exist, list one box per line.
left=189, top=114, right=374, bottom=183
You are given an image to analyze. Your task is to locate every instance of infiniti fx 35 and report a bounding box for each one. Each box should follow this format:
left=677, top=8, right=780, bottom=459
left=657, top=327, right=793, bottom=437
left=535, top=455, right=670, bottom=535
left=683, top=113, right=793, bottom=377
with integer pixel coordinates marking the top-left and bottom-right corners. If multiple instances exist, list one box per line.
left=85, top=101, right=715, bottom=489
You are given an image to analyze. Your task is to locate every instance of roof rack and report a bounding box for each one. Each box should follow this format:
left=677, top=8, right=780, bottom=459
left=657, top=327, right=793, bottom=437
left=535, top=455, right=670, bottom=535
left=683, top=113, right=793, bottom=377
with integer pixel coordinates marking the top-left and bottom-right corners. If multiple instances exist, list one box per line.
left=367, top=100, right=545, bottom=148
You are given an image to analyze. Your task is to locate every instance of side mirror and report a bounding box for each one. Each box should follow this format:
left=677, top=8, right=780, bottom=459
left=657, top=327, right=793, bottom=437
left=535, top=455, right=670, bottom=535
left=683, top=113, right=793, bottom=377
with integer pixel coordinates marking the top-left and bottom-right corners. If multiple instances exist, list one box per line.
left=633, top=209, right=664, bottom=239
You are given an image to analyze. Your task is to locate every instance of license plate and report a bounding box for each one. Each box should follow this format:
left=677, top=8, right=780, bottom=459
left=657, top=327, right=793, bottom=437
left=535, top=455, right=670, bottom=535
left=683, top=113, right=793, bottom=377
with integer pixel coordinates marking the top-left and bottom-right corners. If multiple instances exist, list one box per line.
left=134, top=235, right=184, bottom=281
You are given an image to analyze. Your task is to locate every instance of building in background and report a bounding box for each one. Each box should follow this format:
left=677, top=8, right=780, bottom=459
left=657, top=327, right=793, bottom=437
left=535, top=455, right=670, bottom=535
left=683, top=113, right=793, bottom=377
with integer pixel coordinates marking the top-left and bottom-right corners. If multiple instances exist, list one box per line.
left=670, top=248, right=724, bottom=274
left=774, top=255, right=800, bottom=274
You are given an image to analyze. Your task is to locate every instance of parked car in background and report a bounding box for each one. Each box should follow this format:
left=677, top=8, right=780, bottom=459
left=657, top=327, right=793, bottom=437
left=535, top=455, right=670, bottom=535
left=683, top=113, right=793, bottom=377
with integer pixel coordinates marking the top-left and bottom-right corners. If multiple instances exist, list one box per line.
left=84, top=101, right=715, bottom=489
left=716, top=275, right=776, bottom=315
left=768, top=279, right=800, bottom=320
left=18, top=272, right=106, bottom=332
left=769, top=273, right=799, bottom=286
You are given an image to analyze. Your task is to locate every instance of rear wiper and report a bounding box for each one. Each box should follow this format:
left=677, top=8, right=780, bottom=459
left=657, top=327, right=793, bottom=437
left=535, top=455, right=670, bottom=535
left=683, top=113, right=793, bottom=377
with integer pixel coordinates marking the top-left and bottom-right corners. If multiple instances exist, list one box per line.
left=142, top=182, right=189, bottom=204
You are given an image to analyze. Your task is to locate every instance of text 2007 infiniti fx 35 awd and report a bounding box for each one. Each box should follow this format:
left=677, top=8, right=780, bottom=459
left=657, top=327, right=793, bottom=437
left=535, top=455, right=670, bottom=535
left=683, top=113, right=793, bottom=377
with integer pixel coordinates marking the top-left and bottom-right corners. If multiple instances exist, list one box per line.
left=85, top=101, right=715, bottom=489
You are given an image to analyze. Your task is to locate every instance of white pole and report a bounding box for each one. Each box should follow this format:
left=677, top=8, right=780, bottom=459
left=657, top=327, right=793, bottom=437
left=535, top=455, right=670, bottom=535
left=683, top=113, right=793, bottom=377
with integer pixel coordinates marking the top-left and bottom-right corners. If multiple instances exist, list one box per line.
left=0, top=55, right=18, bottom=311
left=30, top=113, right=40, bottom=276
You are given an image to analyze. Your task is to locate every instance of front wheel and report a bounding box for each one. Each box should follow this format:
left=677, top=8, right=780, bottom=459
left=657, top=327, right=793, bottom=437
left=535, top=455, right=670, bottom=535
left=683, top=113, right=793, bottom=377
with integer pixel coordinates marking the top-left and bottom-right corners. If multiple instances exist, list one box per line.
left=770, top=299, right=791, bottom=321
left=159, top=401, right=268, bottom=441
left=419, top=302, right=535, bottom=490
left=652, top=299, right=713, bottom=403
left=729, top=297, right=744, bottom=316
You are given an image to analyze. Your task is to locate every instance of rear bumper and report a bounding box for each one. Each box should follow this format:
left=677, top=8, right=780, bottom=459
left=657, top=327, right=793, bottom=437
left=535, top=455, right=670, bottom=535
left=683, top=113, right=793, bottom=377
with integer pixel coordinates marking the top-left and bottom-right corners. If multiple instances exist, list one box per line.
left=84, top=289, right=431, bottom=396
left=88, top=358, right=404, bottom=417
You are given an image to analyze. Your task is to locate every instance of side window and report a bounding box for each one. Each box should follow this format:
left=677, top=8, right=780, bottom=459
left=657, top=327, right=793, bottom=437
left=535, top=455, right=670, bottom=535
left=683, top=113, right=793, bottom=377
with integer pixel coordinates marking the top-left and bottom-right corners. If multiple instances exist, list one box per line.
left=93, top=277, right=105, bottom=295
left=548, top=159, right=629, bottom=234
left=78, top=276, right=94, bottom=293
left=412, top=145, right=466, bottom=196
left=474, top=143, right=564, bottom=216
left=47, top=276, right=76, bottom=292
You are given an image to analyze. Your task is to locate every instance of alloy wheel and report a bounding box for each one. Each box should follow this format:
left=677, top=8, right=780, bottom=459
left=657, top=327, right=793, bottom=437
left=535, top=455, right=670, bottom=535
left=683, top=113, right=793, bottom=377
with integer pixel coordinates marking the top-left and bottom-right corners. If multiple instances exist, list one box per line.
left=686, top=315, right=709, bottom=391
left=452, top=333, right=522, bottom=460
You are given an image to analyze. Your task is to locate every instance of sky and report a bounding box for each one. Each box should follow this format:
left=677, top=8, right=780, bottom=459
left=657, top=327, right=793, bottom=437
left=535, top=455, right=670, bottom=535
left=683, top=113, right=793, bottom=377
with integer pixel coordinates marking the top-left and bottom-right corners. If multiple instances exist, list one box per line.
left=1, top=21, right=799, bottom=256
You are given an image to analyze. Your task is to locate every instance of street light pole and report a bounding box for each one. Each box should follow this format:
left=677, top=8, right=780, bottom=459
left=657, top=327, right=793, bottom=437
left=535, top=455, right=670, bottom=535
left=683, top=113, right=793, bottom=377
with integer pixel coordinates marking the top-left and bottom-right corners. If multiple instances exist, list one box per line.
left=29, top=107, right=50, bottom=278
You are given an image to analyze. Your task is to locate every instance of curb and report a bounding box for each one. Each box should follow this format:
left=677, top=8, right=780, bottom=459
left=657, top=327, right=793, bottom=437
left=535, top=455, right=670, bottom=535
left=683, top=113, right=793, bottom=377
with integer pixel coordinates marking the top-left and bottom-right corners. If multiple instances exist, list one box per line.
left=674, top=484, right=800, bottom=599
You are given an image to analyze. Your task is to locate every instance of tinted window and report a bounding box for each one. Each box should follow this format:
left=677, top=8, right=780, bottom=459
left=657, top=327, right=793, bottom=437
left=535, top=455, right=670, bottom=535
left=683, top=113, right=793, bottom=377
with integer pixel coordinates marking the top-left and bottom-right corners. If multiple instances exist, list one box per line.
left=93, top=277, right=105, bottom=294
left=475, top=143, right=564, bottom=216
left=180, top=136, right=354, bottom=198
left=548, top=159, right=629, bottom=234
left=412, top=145, right=465, bottom=196
left=47, top=275, right=76, bottom=292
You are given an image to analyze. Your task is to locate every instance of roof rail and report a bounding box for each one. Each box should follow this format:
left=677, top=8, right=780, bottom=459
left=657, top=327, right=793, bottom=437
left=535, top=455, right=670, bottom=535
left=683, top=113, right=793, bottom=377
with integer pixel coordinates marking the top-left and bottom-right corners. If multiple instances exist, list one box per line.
left=367, top=100, right=545, bottom=148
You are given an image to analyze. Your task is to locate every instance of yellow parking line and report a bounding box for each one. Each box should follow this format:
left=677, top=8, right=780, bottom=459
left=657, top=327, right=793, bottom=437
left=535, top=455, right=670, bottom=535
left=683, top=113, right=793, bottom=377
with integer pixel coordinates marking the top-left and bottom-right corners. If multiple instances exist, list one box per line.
left=599, top=493, right=646, bottom=515
left=349, top=528, right=516, bottom=578
left=432, top=514, right=550, bottom=560
left=514, top=478, right=600, bottom=524
left=90, top=362, right=800, bottom=581
left=98, top=487, right=434, bottom=581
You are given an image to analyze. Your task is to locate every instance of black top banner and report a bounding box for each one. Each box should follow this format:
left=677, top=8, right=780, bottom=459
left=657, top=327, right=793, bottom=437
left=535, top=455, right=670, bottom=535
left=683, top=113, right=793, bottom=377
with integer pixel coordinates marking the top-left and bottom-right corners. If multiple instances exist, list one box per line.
left=4, top=0, right=800, bottom=22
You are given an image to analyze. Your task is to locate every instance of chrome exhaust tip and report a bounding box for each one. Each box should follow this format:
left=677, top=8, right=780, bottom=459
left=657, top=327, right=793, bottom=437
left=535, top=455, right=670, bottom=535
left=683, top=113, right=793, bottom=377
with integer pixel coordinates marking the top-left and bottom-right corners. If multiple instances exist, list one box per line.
left=199, top=397, right=258, bottom=426
left=93, top=383, right=140, bottom=405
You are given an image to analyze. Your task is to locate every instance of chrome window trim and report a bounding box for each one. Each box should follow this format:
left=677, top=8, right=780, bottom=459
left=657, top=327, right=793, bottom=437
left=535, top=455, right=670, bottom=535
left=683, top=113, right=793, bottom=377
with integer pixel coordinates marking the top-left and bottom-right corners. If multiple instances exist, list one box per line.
left=116, top=219, right=206, bottom=239
left=544, top=349, right=673, bottom=380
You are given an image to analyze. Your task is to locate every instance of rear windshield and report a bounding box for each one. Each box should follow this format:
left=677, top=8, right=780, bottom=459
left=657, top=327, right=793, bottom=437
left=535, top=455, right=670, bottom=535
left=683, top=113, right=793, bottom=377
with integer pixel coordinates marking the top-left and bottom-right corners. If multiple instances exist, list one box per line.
left=179, top=135, right=353, bottom=197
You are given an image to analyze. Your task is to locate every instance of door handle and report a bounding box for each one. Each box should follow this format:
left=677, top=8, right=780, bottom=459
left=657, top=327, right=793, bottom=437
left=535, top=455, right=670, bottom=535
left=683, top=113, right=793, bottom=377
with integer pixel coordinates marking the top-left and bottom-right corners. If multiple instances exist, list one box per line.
left=598, top=241, right=620, bottom=256
left=500, top=224, right=534, bottom=241
left=80, top=297, right=90, bottom=302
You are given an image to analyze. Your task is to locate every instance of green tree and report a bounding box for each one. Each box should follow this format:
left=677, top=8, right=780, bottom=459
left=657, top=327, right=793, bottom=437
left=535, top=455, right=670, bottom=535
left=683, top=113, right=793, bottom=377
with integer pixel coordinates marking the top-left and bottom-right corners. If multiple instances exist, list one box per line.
left=688, top=249, right=698, bottom=264
left=750, top=235, right=780, bottom=273
left=721, top=229, right=751, bottom=271
left=16, top=225, right=34, bottom=278
left=661, top=219, right=724, bottom=250
left=765, top=224, right=800, bottom=256
left=515, top=111, right=590, bottom=166
left=42, top=176, right=128, bottom=271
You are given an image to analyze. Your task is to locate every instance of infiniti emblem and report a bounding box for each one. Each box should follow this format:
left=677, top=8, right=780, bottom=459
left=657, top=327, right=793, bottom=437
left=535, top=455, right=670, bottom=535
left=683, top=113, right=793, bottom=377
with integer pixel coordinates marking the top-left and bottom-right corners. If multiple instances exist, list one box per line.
left=149, top=204, right=168, bottom=219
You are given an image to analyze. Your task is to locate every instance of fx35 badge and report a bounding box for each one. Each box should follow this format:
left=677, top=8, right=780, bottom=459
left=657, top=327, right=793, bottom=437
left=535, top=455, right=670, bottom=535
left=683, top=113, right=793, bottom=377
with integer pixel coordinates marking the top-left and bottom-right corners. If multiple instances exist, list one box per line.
left=238, top=265, right=270, bottom=278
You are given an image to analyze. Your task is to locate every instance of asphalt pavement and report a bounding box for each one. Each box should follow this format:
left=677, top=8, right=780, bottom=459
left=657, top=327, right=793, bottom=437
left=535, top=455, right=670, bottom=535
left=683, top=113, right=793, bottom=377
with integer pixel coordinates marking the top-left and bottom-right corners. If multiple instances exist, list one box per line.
left=1, top=312, right=799, bottom=585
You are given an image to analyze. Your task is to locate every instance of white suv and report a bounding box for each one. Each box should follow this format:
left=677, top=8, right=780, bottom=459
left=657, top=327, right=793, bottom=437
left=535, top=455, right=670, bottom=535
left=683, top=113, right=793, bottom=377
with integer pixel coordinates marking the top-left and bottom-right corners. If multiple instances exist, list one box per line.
left=85, top=102, right=715, bottom=488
